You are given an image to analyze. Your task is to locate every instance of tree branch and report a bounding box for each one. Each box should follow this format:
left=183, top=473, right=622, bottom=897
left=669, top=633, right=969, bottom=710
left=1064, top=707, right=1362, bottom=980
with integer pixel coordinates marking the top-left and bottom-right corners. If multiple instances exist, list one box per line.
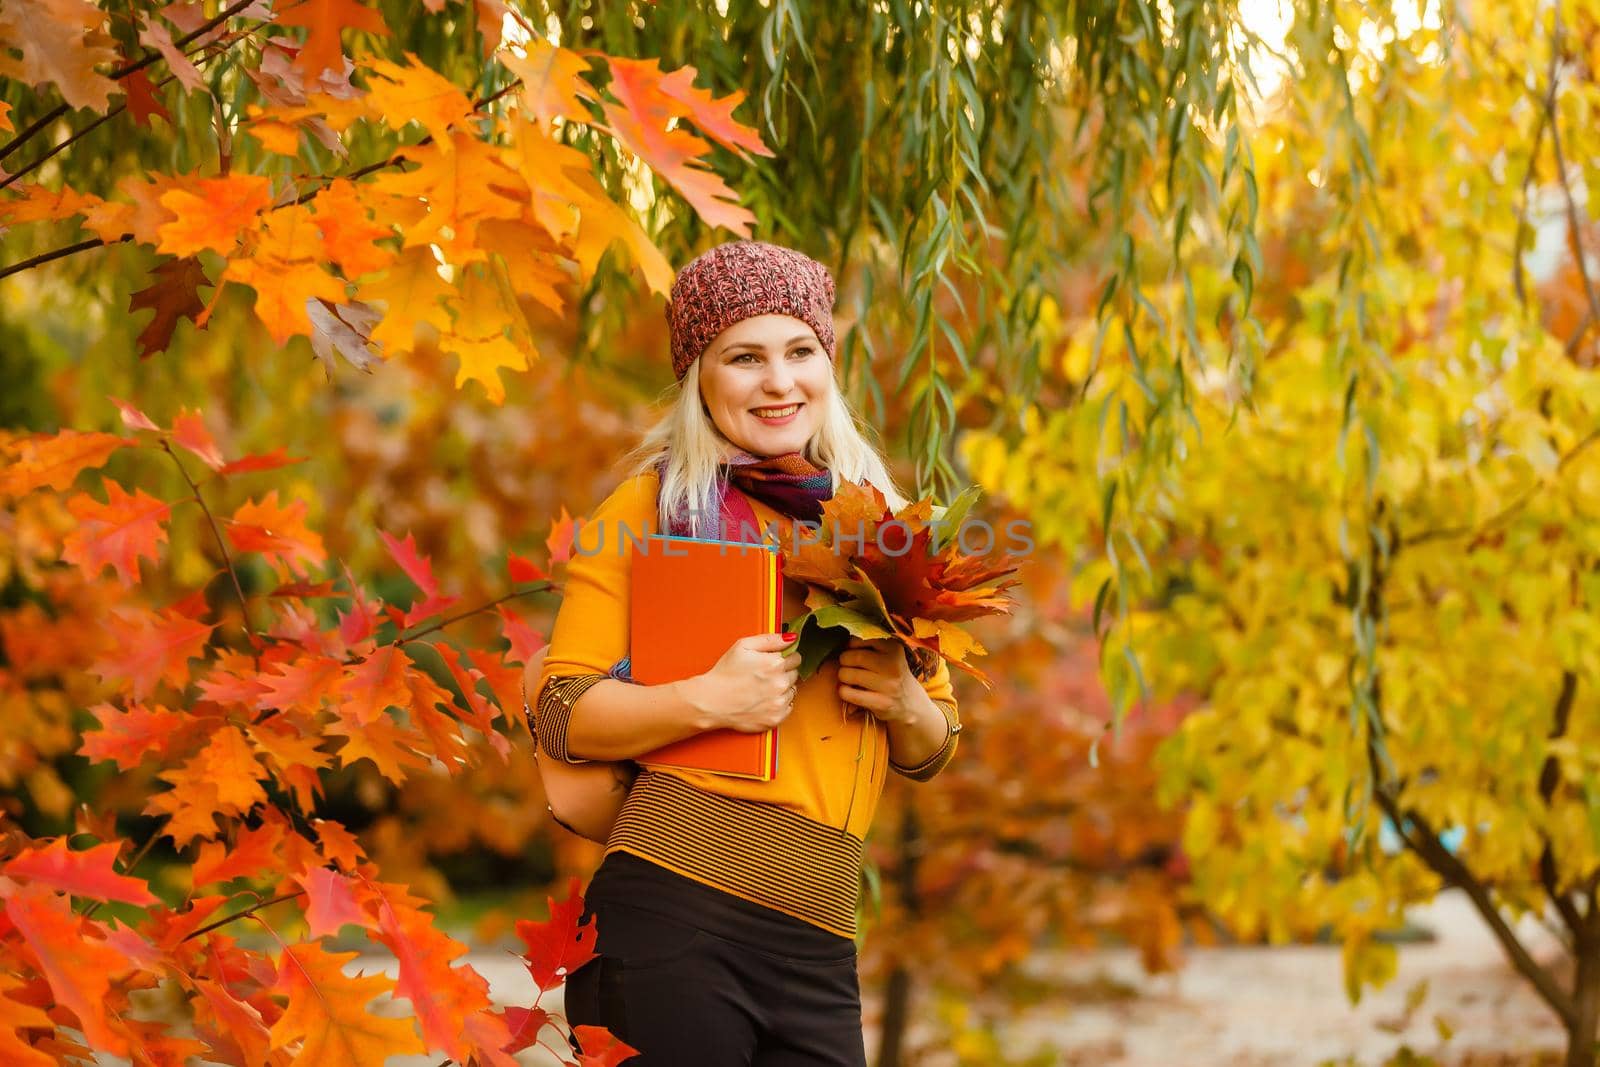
left=179, top=889, right=305, bottom=943
left=0, top=0, right=261, bottom=163
left=164, top=441, right=260, bottom=652
left=1538, top=670, right=1584, bottom=935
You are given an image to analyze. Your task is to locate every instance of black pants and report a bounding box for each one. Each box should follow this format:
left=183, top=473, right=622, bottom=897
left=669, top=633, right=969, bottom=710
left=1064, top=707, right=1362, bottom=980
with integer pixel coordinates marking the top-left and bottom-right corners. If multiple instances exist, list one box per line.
left=564, top=851, right=867, bottom=1066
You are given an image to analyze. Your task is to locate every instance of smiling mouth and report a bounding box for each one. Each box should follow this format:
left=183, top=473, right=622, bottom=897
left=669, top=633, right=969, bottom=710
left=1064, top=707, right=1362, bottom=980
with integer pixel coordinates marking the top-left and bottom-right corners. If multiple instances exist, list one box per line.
left=752, top=403, right=802, bottom=419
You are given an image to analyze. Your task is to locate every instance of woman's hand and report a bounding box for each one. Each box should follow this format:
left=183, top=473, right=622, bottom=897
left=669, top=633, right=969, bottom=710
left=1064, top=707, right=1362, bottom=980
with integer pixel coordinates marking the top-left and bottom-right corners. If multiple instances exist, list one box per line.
left=836, top=636, right=935, bottom=725
left=680, top=632, right=802, bottom=734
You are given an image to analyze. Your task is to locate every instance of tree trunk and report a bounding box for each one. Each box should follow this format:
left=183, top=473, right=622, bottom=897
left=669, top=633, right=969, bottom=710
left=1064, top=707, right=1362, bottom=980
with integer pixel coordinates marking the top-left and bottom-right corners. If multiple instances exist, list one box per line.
left=876, top=965, right=913, bottom=1067
left=1568, top=940, right=1600, bottom=1067
left=874, top=802, right=923, bottom=1067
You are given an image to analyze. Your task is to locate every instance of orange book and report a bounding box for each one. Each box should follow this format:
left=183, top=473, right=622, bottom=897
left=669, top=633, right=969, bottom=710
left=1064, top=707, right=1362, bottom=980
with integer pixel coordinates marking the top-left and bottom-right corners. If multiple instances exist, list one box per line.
left=631, top=535, right=782, bottom=781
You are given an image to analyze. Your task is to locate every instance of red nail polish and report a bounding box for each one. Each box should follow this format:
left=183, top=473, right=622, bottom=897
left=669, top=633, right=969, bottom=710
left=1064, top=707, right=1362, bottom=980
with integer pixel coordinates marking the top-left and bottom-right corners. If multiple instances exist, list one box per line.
left=782, top=632, right=798, bottom=641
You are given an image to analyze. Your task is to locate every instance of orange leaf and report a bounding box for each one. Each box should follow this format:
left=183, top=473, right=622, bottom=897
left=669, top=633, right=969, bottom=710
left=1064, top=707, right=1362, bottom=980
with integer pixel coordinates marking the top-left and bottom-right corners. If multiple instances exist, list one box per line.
left=0, top=100, right=12, bottom=134
left=334, top=644, right=413, bottom=727
left=155, top=174, right=273, bottom=257
left=0, top=974, right=56, bottom=1067
left=573, top=1024, right=641, bottom=1067
left=267, top=941, right=424, bottom=1063
left=546, top=506, right=575, bottom=566
left=110, top=395, right=161, bottom=432
left=309, top=179, right=393, bottom=279
left=3, top=838, right=158, bottom=905
left=507, top=551, right=547, bottom=584
left=192, top=820, right=285, bottom=887
left=191, top=977, right=275, bottom=1067
left=216, top=445, right=308, bottom=477
left=354, top=245, right=456, bottom=357
left=277, top=0, right=389, bottom=78
left=325, top=714, right=429, bottom=785
left=313, top=818, right=366, bottom=872
left=502, top=39, right=595, bottom=126
left=190, top=725, right=270, bottom=816
left=227, top=491, right=327, bottom=579
left=171, top=408, right=224, bottom=469
left=365, top=880, right=514, bottom=1065
left=363, top=55, right=474, bottom=149
left=6, top=885, right=131, bottom=1055
left=294, top=867, right=368, bottom=939
left=89, top=604, right=215, bottom=702
left=0, top=0, right=118, bottom=111
left=0, top=429, right=130, bottom=495
left=60, top=482, right=170, bottom=585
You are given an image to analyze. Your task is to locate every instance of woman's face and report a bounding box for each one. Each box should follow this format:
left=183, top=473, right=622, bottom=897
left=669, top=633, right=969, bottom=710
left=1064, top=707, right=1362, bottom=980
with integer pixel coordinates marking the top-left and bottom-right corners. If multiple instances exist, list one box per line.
left=697, top=313, right=831, bottom=457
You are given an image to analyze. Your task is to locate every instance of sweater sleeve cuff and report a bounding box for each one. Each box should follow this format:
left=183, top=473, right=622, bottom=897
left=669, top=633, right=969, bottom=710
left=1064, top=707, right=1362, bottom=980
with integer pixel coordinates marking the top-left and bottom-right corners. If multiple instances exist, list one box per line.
left=531, top=673, right=609, bottom=765
left=889, top=698, right=961, bottom=782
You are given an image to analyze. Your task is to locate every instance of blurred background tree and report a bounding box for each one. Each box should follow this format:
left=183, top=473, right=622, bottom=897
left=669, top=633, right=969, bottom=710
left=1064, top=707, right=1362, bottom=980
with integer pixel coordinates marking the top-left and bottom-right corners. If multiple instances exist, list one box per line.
left=5, top=0, right=1598, bottom=1063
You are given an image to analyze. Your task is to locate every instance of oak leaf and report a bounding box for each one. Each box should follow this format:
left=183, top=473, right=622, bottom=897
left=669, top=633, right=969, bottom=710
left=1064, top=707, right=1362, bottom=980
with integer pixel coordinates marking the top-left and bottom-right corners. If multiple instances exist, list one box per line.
left=276, top=0, right=389, bottom=79
left=3, top=838, right=158, bottom=905
left=6, top=885, right=132, bottom=1054
left=513, top=876, right=596, bottom=993
left=267, top=940, right=425, bottom=1063
left=0, top=0, right=118, bottom=111
left=128, top=256, right=209, bottom=359
left=155, top=174, right=273, bottom=257
left=61, top=482, right=171, bottom=585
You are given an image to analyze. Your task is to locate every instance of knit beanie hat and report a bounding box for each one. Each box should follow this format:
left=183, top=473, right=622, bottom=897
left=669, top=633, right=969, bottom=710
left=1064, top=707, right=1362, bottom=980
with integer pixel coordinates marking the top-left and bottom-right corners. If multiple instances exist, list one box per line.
left=666, top=240, right=837, bottom=380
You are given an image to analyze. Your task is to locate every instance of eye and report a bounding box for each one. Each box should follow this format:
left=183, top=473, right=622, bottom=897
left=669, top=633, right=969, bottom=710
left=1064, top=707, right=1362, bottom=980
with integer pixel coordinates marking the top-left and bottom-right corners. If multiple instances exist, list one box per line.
left=790, top=346, right=815, bottom=358
left=732, top=352, right=759, bottom=363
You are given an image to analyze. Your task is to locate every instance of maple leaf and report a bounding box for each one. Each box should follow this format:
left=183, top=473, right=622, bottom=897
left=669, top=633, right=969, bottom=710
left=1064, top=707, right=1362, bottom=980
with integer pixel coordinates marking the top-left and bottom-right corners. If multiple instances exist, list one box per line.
left=267, top=940, right=425, bottom=1062
left=572, top=1024, right=641, bottom=1066
left=120, top=68, right=171, bottom=125
left=600, top=58, right=769, bottom=236
left=277, top=0, right=389, bottom=78
left=192, top=820, right=285, bottom=887
left=501, top=39, right=595, bottom=126
left=110, top=394, right=162, bottom=432
left=216, top=445, right=307, bottom=476
left=546, top=506, right=576, bottom=565
left=367, top=132, right=527, bottom=262
left=314, top=818, right=366, bottom=872
left=507, top=551, right=547, bottom=584
left=189, top=725, right=270, bottom=815
left=365, top=880, right=514, bottom=1064
left=154, top=174, right=273, bottom=257
left=304, top=295, right=382, bottom=371
left=216, top=203, right=349, bottom=345
left=191, top=976, right=276, bottom=1067
left=0, top=0, right=119, bottom=111
left=378, top=529, right=461, bottom=626
left=356, top=245, right=456, bottom=357
left=88, top=604, right=215, bottom=702
left=363, top=55, right=474, bottom=148
left=497, top=1004, right=551, bottom=1055
left=308, top=179, right=392, bottom=278
left=6, top=884, right=133, bottom=1055
left=325, top=714, right=430, bottom=784
left=170, top=408, right=224, bottom=469
left=0, top=429, right=130, bottom=495
left=255, top=653, right=344, bottom=715
left=496, top=604, right=546, bottom=665
left=137, top=21, right=206, bottom=93
left=334, top=643, right=413, bottom=726
left=60, top=481, right=170, bottom=585
left=294, top=866, right=368, bottom=938
left=128, top=256, right=209, bottom=359
left=3, top=837, right=158, bottom=905
left=513, top=877, right=597, bottom=993
left=226, top=491, right=327, bottom=579
left=0, top=974, right=56, bottom=1067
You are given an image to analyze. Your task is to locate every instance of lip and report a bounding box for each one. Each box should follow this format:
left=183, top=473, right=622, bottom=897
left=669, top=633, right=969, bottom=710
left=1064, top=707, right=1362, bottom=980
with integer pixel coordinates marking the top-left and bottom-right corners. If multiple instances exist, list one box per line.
left=751, top=402, right=803, bottom=426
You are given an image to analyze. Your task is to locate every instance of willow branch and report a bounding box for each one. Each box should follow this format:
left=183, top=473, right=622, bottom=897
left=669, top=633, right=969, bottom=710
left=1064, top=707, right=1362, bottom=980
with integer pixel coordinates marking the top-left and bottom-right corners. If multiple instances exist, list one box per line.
left=0, top=0, right=260, bottom=163
left=165, top=442, right=260, bottom=651
left=1, top=78, right=524, bottom=281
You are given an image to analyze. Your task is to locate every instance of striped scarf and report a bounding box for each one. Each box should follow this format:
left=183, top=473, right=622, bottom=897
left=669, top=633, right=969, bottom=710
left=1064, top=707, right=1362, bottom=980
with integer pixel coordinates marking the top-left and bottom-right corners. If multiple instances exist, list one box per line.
left=657, top=449, right=835, bottom=541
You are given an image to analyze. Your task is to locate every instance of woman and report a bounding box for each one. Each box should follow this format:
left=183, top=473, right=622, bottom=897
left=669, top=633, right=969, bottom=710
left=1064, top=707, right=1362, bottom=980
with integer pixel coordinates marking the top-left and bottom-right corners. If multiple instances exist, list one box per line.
left=526, top=240, right=962, bottom=1066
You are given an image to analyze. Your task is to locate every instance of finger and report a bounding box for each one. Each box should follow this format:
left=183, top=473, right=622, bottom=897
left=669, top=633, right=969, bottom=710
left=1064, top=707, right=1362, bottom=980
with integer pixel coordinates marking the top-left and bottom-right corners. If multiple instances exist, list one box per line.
left=838, top=685, right=890, bottom=711
left=744, top=631, right=800, bottom=653
left=781, top=651, right=802, bottom=670
left=837, top=666, right=883, bottom=690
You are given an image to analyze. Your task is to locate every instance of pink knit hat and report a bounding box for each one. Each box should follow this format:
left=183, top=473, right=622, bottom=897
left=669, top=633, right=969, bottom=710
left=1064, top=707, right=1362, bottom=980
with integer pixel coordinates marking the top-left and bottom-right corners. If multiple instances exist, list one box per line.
left=665, top=240, right=837, bottom=380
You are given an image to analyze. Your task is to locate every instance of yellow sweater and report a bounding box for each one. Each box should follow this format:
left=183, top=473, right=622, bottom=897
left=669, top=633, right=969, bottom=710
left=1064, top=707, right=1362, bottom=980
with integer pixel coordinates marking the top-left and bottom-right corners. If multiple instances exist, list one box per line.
left=534, top=469, right=960, bottom=938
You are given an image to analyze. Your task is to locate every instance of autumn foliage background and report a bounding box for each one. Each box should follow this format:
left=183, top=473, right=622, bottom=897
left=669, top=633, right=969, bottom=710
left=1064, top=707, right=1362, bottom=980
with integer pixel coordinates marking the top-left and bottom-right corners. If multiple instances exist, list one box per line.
left=3, top=0, right=1600, bottom=1065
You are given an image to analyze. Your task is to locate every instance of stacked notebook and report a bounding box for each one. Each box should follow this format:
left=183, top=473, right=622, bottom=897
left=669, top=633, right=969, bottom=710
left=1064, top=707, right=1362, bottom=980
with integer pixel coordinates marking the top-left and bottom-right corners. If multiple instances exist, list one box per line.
left=630, top=534, right=782, bottom=781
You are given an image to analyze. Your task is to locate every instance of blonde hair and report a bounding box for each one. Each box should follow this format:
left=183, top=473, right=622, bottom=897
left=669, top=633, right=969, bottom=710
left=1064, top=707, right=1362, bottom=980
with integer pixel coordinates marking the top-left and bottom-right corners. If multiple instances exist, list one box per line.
left=622, top=357, right=908, bottom=537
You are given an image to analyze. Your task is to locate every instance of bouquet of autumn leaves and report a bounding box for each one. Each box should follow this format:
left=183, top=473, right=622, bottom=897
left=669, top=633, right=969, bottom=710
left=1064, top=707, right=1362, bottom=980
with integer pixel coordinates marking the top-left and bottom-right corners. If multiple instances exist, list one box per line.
left=773, top=482, right=1023, bottom=688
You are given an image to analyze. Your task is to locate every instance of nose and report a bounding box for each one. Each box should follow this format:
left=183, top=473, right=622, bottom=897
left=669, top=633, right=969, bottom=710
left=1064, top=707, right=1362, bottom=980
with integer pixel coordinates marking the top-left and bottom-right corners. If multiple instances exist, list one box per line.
left=762, top=359, right=795, bottom=395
